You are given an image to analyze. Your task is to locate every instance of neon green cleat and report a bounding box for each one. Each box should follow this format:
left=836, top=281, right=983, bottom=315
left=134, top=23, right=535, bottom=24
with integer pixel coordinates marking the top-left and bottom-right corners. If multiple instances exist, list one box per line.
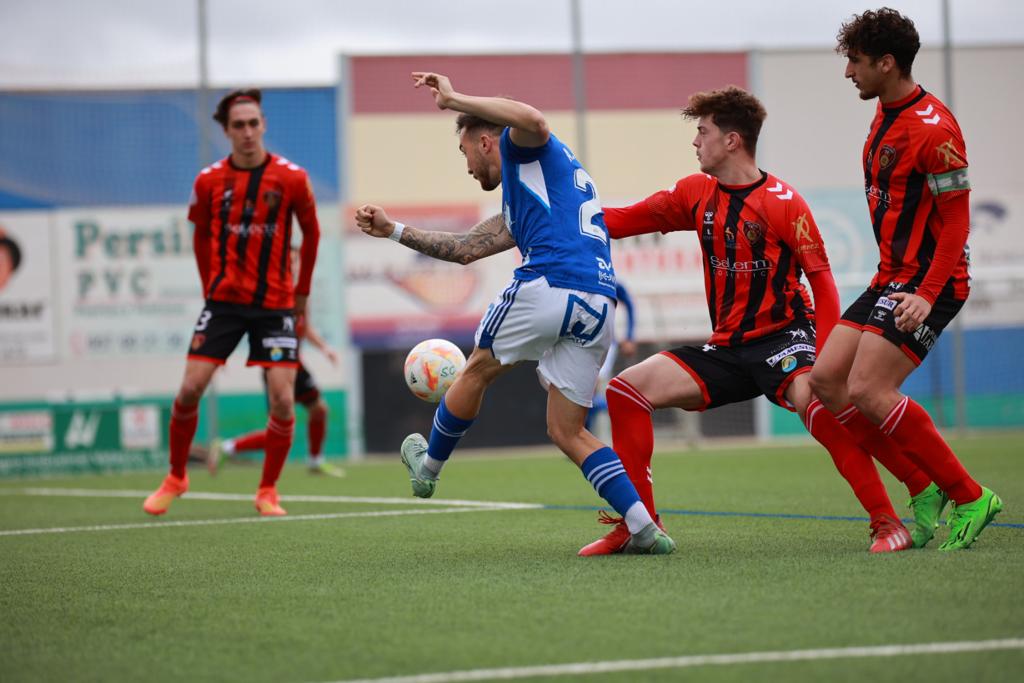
left=309, top=460, right=346, bottom=478
left=907, top=482, right=950, bottom=548
left=400, top=433, right=436, bottom=498
left=622, top=522, right=676, bottom=555
left=938, top=487, right=1003, bottom=551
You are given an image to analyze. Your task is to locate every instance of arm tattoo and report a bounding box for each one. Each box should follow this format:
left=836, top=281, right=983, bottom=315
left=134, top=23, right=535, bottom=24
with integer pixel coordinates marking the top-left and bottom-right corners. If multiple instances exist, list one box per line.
left=400, top=213, right=515, bottom=265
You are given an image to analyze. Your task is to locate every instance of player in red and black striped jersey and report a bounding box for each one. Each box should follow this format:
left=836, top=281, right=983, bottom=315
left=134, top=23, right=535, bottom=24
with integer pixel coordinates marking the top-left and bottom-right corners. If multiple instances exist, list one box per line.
left=810, top=8, right=1001, bottom=551
left=579, top=86, right=928, bottom=556
left=143, top=88, right=321, bottom=518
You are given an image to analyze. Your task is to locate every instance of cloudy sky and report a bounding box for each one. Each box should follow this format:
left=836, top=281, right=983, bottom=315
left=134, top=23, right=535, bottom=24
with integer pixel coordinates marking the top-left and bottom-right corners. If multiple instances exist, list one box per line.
left=1, top=0, right=1021, bottom=88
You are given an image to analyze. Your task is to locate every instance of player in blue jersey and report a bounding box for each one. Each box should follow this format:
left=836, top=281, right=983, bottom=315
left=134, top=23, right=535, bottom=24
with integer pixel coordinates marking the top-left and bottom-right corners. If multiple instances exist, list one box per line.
left=356, top=71, right=674, bottom=554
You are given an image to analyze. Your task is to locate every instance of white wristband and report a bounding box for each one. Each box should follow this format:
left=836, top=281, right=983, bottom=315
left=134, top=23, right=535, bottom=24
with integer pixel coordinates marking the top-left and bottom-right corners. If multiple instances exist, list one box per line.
left=389, top=222, right=405, bottom=242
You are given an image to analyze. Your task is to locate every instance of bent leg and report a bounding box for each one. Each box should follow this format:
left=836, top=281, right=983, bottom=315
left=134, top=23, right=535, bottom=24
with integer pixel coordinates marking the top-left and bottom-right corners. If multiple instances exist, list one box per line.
left=849, top=333, right=981, bottom=505
left=808, top=324, right=860, bottom=413
left=547, top=385, right=667, bottom=548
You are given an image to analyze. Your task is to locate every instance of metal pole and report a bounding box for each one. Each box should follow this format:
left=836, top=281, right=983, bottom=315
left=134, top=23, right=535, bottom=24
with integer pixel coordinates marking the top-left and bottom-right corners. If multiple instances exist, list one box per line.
left=337, top=54, right=365, bottom=460
left=197, top=0, right=218, bottom=442
left=569, top=0, right=588, bottom=165
left=941, top=0, right=968, bottom=435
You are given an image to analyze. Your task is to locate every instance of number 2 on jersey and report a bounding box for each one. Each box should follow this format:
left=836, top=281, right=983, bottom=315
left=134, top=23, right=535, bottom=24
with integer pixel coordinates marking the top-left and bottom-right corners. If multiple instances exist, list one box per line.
left=574, top=168, right=607, bottom=245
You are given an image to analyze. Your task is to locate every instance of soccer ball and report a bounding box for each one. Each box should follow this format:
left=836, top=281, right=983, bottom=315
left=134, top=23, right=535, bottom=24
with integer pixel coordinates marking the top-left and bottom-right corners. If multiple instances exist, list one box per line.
left=404, top=338, right=466, bottom=403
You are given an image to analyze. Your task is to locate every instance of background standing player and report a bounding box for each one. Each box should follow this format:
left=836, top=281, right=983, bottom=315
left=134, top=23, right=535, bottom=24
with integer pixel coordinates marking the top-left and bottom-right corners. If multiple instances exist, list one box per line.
left=357, top=71, right=674, bottom=554
left=579, top=86, right=934, bottom=556
left=810, top=8, right=1002, bottom=551
left=207, top=247, right=343, bottom=478
left=143, top=88, right=320, bottom=517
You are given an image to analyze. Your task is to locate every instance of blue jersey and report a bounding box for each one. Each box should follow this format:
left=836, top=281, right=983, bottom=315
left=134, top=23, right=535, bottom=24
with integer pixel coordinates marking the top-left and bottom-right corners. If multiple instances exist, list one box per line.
left=499, top=129, right=616, bottom=299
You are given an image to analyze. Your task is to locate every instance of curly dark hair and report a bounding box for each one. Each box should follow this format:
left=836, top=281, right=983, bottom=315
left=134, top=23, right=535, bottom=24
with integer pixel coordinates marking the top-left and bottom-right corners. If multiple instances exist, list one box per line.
left=682, top=86, right=766, bottom=155
left=836, top=7, right=920, bottom=76
left=213, top=88, right=263, bottom=129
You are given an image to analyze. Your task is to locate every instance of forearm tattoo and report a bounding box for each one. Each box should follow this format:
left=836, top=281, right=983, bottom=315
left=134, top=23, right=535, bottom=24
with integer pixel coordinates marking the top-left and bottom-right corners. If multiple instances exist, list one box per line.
left=400, top=213, right=515, bottom=265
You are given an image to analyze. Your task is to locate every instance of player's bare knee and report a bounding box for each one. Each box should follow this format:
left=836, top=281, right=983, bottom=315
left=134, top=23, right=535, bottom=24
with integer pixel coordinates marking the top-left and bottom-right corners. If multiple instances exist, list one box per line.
left=308, top=400, right=327, bottom=420
left=177, top=381, right=205, bottom=406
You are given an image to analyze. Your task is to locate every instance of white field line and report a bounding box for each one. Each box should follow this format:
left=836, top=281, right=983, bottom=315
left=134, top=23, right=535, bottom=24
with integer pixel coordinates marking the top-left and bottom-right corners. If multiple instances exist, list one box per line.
left=319, top=638, right=1024, bottom=683
left=3, top=487, right=541, bottom=509
left=0, top=506, right=518, bottom=537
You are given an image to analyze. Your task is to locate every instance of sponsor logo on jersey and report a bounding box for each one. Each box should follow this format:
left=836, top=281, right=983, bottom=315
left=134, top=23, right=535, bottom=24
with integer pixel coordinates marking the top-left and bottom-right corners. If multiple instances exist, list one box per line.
left=865, top=184, right=892, bottom=207
left=787, top=328, right=810, bottom=341
left=709, top=254, right=771, bottom=274
left=793, top=213, right=813, bottom=242
left=723, top=224, right=737, bottom=246
left=914, top=323, right=938, bottom=351
left=874, top=296, right=898, bottom=311
left=765, top=343, right=815, bottom=367
left=780, top=356, right=797, bottom=372
left=935, top=138, right=967, bottom=169
left=270, top=347, right=283, bottom=361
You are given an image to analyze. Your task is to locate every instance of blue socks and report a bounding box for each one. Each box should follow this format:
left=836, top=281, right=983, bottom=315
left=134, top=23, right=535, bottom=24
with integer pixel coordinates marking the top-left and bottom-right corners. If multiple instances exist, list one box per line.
left=423, top=396, right=475, bottom=477
left=581, top=447, right=653, bottom=533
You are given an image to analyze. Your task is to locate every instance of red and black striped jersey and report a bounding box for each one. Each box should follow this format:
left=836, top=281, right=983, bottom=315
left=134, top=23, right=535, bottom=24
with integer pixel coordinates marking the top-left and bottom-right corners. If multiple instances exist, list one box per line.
left=189, top=153, right=320, bottom=310
left=862, top=86, right=970, bottom=299
left=605, top=172, right=830, bottom=346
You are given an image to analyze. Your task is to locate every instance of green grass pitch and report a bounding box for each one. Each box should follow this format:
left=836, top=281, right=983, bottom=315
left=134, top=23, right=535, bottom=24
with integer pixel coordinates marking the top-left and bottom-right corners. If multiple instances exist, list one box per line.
left=1, top=434, right=1022, bottom=682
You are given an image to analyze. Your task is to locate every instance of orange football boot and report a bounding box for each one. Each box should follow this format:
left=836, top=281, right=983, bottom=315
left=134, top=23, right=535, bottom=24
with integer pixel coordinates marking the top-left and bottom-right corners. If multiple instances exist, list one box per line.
left=254, top=486, right=287, bottom=516
left=142, top=473, right=189, bottom=516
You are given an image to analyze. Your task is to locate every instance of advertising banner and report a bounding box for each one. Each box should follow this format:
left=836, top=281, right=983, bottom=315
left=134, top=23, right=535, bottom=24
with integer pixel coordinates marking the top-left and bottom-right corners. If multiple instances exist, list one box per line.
left=53, top=206, right=204, bottom=359
left=0, top=212, right=57, bottom=363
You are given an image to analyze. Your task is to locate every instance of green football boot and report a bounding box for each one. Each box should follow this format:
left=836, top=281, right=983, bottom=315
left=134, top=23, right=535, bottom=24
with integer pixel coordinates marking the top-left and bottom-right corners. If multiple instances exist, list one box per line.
left=400, top=433, right=437, bottom=499
left=907, top=482, right=950, bottom=548
left=938, top=487, right=1003, bottom=551
left=622, top=522, right=677, bottom=555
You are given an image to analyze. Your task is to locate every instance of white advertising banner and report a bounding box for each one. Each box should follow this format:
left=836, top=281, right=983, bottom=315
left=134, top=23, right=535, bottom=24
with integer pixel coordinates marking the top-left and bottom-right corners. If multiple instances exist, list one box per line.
left=53, top=206, right=204, bottom=358
left=0, top=212, right=57, bottom=363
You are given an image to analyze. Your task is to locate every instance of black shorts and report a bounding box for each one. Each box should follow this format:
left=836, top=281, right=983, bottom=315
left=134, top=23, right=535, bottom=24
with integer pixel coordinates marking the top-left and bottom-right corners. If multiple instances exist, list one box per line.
left=261, top=360, right=320, bottom=404
left=663, top=320, right=817, bottom=411
left=839, top=283, right=965, bottom=365
left=188, top=300, right=299, bottom=367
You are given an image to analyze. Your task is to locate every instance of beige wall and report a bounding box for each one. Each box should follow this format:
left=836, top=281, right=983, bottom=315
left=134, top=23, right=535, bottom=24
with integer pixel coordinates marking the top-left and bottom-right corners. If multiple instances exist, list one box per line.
left=350, top=111, right=698, bottom=207
left=756, top=46, right=1024, bottom=193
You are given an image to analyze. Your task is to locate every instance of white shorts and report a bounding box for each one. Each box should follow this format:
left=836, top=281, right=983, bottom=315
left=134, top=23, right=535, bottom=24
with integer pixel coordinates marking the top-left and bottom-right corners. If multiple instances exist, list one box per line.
left=474, top=276, right=614, bottom=407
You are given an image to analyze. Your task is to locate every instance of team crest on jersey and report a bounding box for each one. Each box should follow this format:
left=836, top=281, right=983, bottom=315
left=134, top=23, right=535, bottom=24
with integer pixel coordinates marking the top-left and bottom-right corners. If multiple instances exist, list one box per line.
left=263, top=190, right=282, bottom=209
left=742, top=221, right=763, bottom=245
left=935, top=139, right=966, bottom=169
left=878, top=145, right=897, bottom=169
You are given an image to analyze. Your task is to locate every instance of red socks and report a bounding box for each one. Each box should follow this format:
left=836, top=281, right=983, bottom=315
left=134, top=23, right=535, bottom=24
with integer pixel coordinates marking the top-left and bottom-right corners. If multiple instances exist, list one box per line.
left=259, top=415, right=295, bottom=489
left=835, top=405, right=932, bottom=497
left=805, top=400, right=896, bottom=520
left=880, top=397, right=982, bottom=504
left=168, top=400, right=199, bottom=479
left=606, top=377, right=657, bottom=518
left=308, top=410, right=326, bottom=457
left=232, top=430, right=267, bottom=453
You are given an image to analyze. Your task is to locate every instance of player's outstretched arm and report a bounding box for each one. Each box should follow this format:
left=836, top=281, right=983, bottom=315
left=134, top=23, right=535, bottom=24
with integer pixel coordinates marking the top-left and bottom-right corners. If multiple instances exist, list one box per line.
left=356, top=205, right=514, bottom=265
left=411, top=72, right=549, bottom=148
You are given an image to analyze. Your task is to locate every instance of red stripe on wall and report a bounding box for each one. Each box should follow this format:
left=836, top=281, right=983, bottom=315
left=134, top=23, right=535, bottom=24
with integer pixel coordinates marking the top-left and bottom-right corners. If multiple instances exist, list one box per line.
left=352, top=53, right=747, bottom=114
